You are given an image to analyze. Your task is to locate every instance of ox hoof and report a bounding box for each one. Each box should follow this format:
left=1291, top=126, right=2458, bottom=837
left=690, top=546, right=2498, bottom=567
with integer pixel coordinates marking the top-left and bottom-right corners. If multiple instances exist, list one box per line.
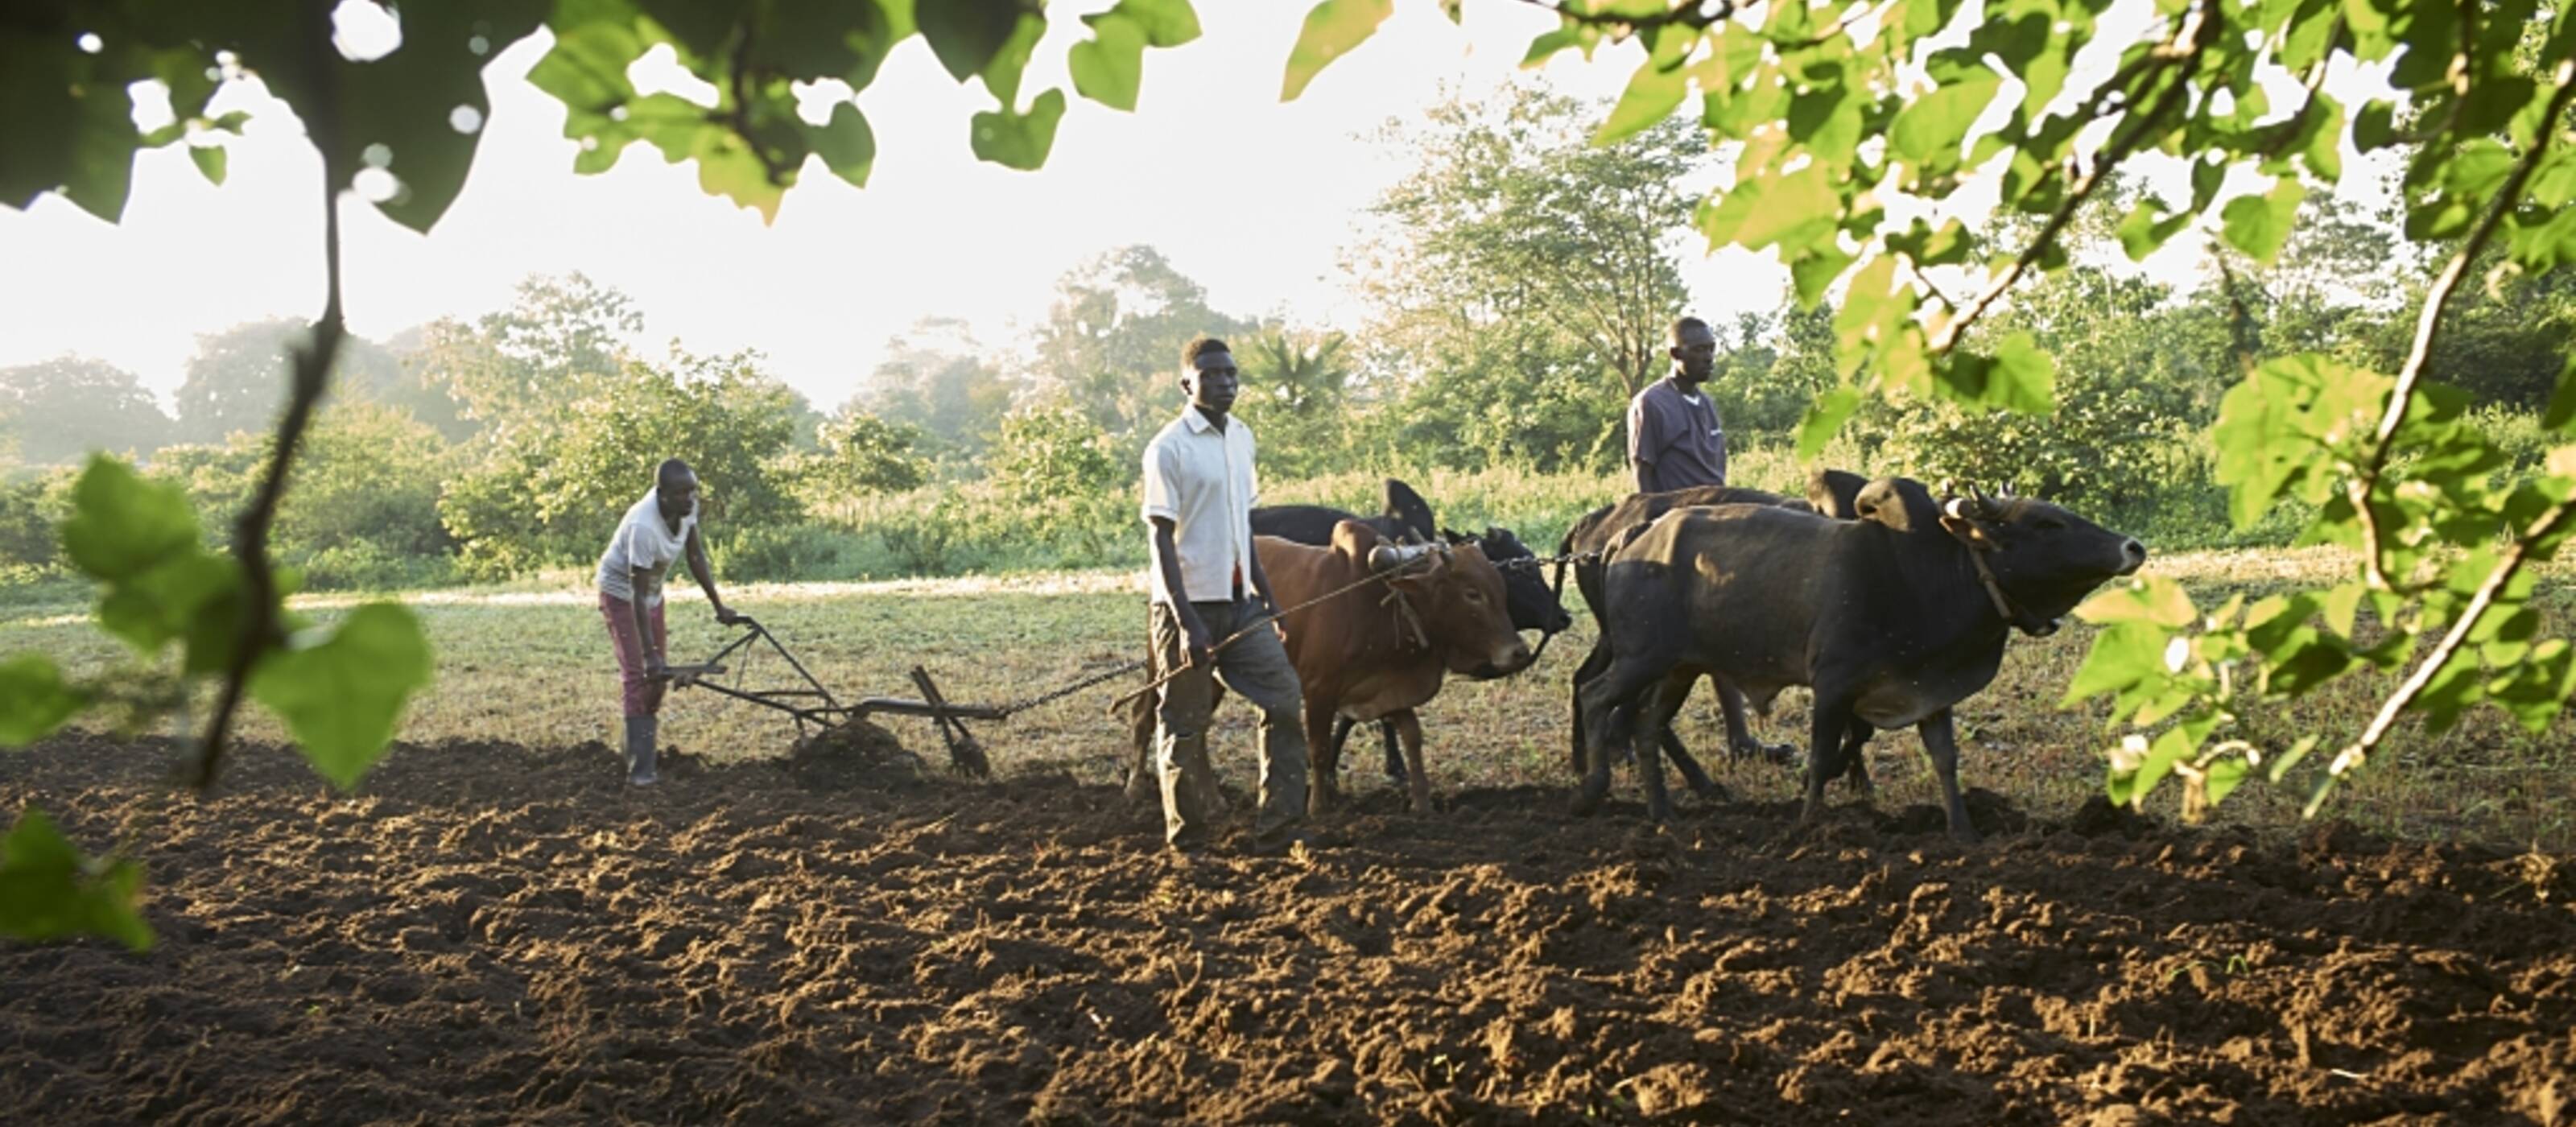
left=1948, top=823, right=1982, bottom=845
left=1689, top=778, right=1730, bottom=803
left=1571, top=781, right=1610, bottom=817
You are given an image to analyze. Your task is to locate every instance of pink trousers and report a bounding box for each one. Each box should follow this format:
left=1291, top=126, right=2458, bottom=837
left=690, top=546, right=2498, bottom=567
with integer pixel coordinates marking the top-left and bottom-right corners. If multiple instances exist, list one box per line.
left=600, top=592, right=669, bottom=716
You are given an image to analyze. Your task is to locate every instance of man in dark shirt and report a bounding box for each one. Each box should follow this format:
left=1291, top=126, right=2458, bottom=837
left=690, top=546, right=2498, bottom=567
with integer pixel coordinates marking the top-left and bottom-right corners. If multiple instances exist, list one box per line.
left=1627, top=316, right=1728, bottom=493
left=1621, top=316, right=1787, bottom=763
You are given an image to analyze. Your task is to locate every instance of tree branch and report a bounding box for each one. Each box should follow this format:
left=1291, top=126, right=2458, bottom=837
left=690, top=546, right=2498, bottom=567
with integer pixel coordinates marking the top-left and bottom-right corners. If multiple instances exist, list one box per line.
left=2325, top=480, right=2576, bottom=791
left=1930, top=1, right=2215, bottom=354
left=192, top=0, right=347, bottom=791
left=2350, top=56, right=2576, bottom=592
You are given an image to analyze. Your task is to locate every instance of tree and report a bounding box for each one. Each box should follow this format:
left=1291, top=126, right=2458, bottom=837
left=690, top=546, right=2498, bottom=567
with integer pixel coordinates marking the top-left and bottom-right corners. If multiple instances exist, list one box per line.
left=439, top=349, right=806, bottom=579
left=788, top=407, right=930, bottom=519
left=856, top=318, right=1017, bottom=463
left=1030, top=246, right=1258, bottom=446
left=409, top=272, right=646, bottom=430
left=1231, top=328, right=1356, bottom=480
left=172, top=320, right=436, bottom=446
left=0, top=357, right=173, bottom=465
left=1351, top=80, right=1699, bottom=471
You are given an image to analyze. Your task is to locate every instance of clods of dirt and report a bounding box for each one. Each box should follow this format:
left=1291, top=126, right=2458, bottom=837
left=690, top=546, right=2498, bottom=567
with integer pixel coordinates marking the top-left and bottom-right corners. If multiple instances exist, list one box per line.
left=2, top=732, right=2571, bottom=1125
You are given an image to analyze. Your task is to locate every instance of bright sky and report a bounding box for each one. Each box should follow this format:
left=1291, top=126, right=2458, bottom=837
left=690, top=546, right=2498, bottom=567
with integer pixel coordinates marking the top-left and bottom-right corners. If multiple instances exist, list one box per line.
left=0, top=3, right=1796, bottom=413
left=0, top=2, right=2396, bottom=414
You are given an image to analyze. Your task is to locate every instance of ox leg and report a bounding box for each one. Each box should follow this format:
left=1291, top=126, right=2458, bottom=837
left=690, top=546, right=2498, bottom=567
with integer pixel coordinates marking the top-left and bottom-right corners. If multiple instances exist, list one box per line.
left=1393, top=710, right=1432, bottom=812
left=1802, top=699, right=1858, bottom=826
left=1575, top=657, right=1666, bottom=816
left=1715, top=677, right=1796, bottom=765
left=1567, top=636, right=1614, bottom=778
left=1328, top=716, right=1356, bottom=774
left=1633, top=671, right=1695, bottom=824
left=1648, top=678, right=1725, bottom=802
left=1915, top=709, right=1980, bottom=844
left=1381, top=720, right=1407, bottom=786
left=1841, top=724, right=1876, bottom=798
left=1305, top=699, right=1342, bottom=816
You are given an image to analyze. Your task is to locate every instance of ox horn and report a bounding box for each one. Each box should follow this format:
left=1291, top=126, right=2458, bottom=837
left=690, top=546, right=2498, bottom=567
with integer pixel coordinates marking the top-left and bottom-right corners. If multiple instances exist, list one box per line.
left=1368, top=541, right=1438, bottom=574
left=1943, top=497, right=1975, bottom=521
left=1968, top=482, right=1996, bottom=516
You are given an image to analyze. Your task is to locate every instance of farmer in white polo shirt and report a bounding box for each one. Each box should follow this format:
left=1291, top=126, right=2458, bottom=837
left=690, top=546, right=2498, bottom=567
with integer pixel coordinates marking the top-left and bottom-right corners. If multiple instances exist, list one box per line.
left=597, top=458, right=742, bottom=785
left=1140, top=336, right=1312, bottom=857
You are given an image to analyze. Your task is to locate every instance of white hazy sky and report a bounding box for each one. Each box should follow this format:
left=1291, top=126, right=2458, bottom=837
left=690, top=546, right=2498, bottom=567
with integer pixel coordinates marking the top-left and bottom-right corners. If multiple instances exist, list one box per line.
left=0, top=2, right=1798, bottom=413
left=0, top=1, right=2394, bottom=413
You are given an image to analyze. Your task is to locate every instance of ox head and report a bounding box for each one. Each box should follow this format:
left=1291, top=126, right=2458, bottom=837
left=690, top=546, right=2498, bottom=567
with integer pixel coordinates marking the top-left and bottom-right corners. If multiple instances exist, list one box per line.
left=1937, top=484, right=2148, bottom=635
left=1381, top=477, right=1438, bottom=543
left=1445, top=525, right=1574, bottom=638
left=1367, top=530, right=1532, bottom=679
left=1802, top=467, right=1871, bottom=518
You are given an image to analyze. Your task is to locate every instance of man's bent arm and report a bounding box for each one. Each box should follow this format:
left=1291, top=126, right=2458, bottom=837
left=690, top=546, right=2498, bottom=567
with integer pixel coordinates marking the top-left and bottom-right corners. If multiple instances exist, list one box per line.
left=1633, top=458, right=1657, bottom=495
left=684, top=526, right=733, bottom=621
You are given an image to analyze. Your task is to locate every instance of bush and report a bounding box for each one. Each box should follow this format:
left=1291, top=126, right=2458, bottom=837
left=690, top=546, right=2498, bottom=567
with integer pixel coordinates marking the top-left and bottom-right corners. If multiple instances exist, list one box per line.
left=288, top=541, right=457, bottom=592
left=712, top=524, right=870, bottom=583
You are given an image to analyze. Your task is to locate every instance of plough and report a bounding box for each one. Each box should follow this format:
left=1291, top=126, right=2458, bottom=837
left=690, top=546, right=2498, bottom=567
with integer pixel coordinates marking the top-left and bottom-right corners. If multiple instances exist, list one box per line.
left=660, top=616, right=1044, bottom=778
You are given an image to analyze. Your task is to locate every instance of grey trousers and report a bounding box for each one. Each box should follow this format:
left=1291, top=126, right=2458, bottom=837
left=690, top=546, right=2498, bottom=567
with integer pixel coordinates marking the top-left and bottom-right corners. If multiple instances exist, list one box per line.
left=1150, top=599, right=1310, bottom=849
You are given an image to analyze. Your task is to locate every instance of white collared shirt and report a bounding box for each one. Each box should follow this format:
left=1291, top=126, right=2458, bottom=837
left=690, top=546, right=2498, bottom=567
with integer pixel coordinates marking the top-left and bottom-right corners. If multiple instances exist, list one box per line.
left=1141, top=407, right=1259, bottom=606
left=596, top=489, right=700, bottom=605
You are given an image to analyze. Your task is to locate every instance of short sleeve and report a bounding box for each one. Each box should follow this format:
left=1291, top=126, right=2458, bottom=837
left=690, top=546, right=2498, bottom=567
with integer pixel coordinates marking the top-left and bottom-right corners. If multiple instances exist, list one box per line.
left=1142, top=440, right=1180, bottom=523
left=1626, top=392, right=1662, bottom=464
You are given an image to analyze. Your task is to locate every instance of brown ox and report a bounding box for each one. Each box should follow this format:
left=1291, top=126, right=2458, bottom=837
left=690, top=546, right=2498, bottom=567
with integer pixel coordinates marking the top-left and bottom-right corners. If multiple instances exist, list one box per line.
left=1127, top=521, right=1531, bottom=813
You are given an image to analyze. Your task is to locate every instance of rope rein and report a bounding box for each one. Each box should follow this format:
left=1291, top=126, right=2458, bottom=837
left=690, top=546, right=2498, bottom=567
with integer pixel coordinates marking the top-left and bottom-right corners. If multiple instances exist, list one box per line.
left=978, top=544, right=1610, bottom=720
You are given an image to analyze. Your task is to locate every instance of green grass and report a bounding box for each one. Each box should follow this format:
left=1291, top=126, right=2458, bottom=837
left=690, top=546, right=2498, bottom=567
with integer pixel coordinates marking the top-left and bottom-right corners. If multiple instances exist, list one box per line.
left=6, top=544, right=2568, bottom=851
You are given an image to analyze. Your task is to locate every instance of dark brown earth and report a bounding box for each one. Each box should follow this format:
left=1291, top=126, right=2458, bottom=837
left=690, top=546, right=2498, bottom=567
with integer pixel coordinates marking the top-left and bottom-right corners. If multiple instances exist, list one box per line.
left=3, top=730, right=2572, bottom=1125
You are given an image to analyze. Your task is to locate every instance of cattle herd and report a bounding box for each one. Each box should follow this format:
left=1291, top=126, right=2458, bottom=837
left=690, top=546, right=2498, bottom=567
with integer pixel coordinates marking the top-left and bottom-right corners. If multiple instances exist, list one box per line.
left=1126, top=474, right=2146, bottom=842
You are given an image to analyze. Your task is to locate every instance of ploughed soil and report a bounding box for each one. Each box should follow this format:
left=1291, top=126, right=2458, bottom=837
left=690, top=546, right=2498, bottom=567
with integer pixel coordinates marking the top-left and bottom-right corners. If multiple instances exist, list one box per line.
left=4, top=730, right=2574, bottom=1125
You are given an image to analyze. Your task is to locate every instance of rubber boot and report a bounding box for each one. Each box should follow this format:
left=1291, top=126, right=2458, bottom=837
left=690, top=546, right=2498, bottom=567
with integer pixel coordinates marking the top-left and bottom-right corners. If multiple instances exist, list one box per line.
left=625, top=714, right=659, bottom=786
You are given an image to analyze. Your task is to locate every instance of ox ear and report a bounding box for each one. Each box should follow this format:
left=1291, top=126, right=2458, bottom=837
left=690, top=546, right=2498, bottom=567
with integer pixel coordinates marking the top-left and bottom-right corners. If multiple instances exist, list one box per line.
left=1330, top=518, right=1385, bottom=568
left=1939, top=497, right=1996, bottom=550
left=1382, top=477, right=1436, bottom=543
left=1807, top=468, right=1867, bottom=519
left=1852, top=477, right=1922, bottom=533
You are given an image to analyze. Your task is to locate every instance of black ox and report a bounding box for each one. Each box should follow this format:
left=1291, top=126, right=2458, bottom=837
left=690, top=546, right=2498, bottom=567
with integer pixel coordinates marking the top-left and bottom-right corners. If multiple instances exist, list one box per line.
left=1557, top=470, right=1870, bottom=795
left=1577, top=477, right=2145, bottom=840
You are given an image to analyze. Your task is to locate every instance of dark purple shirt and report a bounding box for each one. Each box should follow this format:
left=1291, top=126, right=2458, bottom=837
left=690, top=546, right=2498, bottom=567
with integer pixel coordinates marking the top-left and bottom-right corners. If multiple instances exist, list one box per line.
left=1627, top=377, right=1728, bottom=492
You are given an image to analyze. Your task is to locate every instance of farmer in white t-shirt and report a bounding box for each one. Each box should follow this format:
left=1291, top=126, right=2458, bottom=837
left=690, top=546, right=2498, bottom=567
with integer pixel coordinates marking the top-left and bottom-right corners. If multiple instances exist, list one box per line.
left=597, top=458, right=742, bottom=785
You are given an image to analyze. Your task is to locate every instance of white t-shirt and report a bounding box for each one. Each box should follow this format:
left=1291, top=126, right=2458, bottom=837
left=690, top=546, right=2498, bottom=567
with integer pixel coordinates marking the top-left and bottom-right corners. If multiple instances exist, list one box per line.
left=1141, top=408, right=1258, bottom=606
left=596, top=489, right=700, bottom=605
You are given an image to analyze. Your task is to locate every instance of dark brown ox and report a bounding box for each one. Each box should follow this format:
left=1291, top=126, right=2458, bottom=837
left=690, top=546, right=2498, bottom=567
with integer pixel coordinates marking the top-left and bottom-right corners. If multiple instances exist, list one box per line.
left=1578, top=478, right=2145, bottom=840
left=1126, top=521, right=1532, bottom=814
left=1558, top=469, right=1871, bottom=792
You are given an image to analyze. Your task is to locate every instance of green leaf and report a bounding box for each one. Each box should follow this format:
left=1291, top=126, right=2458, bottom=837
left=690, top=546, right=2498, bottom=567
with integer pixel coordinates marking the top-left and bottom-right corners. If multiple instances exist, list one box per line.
left=2204, top=754, right=2250, bottom=805
left=0, top=656, right=87, bottom=747
left=2129, top=725, right=2198, bottom=807
left=250, top=604, right=433, bottom=790
left=1282, top=0, right=1393, bottom=101
left=968, top=87, right=1066, bottom=171
left=2219, top=179, right=2307, bottom=266
left=2267, top=734, right=2321, bottom=783
left=1795, top=386, right=1864, bottom=460
left=1108, top=0, right=1202, bottom=46
left=1889, top=70, right=2000, bottom=169
left=2544, top=353, right=2576, bottom=434
left=0, top=807, right=152, bottom=952
left=1594, top=36, right=1691, bottom=145
left=919, top=0, right=1034, bottom=83
left=188, top=144, right=228, bottom=186
left=1985, top=331, right=2055, bottom=413
left=332, top=1, right=548, bottom=233
left=977, top=12, right=1049, bottom=107
left=1733, top=164, right=1839, bottom=252
left=1069, top=11, right=1150, bottom=112
left=2075, top=576, right=2197, bottom=628
left=60, top=456, right=200, bottom=582
left=806, top=103, right=875, bottom=188
left=2065, top=621, right=2168, bottom=704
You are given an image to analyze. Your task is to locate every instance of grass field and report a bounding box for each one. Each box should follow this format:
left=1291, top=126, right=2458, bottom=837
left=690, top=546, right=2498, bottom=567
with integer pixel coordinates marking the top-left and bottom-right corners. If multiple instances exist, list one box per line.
left=4, top=544, right=2570, bottom=851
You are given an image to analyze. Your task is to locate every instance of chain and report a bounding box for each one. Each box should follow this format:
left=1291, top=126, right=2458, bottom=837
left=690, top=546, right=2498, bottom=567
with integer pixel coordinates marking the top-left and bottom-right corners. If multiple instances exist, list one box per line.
left=993, top=656, right=1150, bottom=718
left=972, top=547, right=1604, bottom=721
